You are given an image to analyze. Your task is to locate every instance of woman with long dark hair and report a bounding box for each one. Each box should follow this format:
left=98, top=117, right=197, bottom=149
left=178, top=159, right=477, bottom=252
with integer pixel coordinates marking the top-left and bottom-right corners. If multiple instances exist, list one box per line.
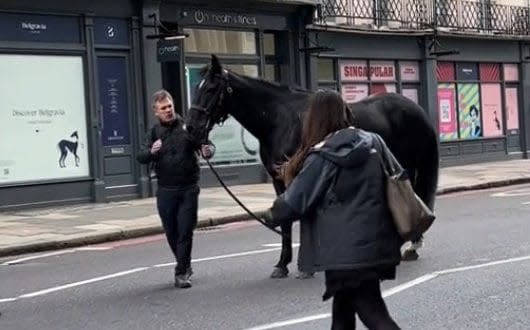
left=263, top=90, right=402, bottom=329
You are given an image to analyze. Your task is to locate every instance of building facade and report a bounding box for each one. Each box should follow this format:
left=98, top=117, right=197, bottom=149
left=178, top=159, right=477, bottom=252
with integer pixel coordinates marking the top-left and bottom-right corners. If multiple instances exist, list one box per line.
left=309, top=0, right=530, bottom=165
left=0, top=0, right=315, bottom=210
left=2, top=0, right=530, bottom=210
left=0, top=0, right=146, bottom=210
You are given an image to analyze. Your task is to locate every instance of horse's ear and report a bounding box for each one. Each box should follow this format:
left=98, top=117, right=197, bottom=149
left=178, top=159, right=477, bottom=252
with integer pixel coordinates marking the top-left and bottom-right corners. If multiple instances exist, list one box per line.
left=211, top=54, right=222, bottom=74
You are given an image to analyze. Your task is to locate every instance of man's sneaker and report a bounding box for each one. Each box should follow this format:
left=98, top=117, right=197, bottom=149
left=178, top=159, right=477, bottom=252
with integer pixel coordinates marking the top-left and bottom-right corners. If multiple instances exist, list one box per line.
left=174, top=268, right=193, bottom=289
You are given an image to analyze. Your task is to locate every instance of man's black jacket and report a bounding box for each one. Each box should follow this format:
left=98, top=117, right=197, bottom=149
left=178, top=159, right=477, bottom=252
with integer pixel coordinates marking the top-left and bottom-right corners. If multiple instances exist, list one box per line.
left=137, top=119, right=209, bottom=188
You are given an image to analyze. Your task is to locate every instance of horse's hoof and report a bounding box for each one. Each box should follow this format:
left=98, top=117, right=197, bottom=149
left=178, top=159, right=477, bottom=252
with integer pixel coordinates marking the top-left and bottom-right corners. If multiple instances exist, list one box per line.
left=270, top=267, right=289, bottom=278
left=295, top=271, right=314, bottom=279
left=402, top=249, right=419, bottom=261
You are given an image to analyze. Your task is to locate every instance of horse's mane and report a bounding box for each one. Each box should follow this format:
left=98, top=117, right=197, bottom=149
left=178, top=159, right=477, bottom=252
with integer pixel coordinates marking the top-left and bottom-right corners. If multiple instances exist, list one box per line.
left=229, top=70, right=310, bottom=95
left=201, top=63, right=311, bottom=96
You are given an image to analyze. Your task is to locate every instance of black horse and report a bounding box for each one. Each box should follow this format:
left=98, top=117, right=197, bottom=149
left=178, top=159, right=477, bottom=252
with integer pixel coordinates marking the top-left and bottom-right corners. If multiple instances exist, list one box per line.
left=187, top=55, right=439, bottom=278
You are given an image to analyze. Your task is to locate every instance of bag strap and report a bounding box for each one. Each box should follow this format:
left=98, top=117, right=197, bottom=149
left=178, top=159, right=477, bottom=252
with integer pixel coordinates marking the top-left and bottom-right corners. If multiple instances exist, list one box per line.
left=372, top=134, right=404, bottom=177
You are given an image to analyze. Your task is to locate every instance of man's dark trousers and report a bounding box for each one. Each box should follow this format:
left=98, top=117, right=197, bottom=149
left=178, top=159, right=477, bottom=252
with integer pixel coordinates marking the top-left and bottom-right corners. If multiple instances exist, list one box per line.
left=156, top=185, right=199, bottom=275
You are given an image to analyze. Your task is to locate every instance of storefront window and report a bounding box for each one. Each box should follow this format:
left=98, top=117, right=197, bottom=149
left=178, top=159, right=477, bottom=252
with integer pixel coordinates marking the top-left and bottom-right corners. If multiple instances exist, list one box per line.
left=436, top=61, right=520, bottom=141
left=184, top=28, right=256, bottom=54
left=400, top=61, right=420, bottom=103
left=458, top=83, right=481, bottom=139
left=339, top=59, right=404, bottom=103
left=437, top=83, right=458, bottom=142
left=0, top=54, right=89, bottom=184
left=264, top=64, right=276, bottom=81
left=505, top=87, right=519, bottom=131
left=263, top=33, right=275, bottom=56
left=318, top=58, right=335, bottom=82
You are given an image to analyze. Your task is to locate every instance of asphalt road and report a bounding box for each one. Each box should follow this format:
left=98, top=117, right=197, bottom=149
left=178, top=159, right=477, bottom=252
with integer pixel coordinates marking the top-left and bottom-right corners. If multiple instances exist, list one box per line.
left=1, top=184, right=530, bottom=330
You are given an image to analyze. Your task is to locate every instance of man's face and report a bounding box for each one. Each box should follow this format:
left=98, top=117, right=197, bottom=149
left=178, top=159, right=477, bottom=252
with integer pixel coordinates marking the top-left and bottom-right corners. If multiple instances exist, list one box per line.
left=154, top=98, right=175, bottom=123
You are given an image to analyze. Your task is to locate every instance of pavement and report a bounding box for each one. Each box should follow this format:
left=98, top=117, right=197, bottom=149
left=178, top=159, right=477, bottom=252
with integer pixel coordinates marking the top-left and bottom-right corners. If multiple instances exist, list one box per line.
left=1, top=159, right=529, bottom=258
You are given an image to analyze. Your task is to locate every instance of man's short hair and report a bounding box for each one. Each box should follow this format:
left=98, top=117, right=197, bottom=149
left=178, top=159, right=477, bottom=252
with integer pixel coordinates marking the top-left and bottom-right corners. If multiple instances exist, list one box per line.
left=152, top=89, right=173, bottom=109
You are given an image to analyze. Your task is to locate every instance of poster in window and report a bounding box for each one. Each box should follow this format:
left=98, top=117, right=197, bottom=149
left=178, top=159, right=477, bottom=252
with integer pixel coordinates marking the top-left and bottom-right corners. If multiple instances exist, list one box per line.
left=503, top=64, right=519, bottom=82
left=505, top=87, right=519, bottom=131
left=370, top=83, right=396, bottom=95
left=456, top=63, right=478, bottom=81
left=458, top=83, right=481, bottom=139
left=402, top=88, right=418, bottom=104
left=437, top=84, right=458, bottom=141
left=0, top=54, right=89, bottom=184
left=480, top=84, right=503, bottom=137
left=400, top=61, right=419, bottom=81
left=369, top=61, right=395, bottom=82
left=98, top=57, right=130, bottom=146
left=340, top=60, right=368, bottom=82
left=341, top=84, right=369, bottom=103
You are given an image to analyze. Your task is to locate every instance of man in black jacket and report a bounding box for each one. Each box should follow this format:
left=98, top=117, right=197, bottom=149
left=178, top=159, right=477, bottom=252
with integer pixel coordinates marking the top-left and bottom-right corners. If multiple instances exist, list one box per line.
left=137, top=89, right=215, bottom=288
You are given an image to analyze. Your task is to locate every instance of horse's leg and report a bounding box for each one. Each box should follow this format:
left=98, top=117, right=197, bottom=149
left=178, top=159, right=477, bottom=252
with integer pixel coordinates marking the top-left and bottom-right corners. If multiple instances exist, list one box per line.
left=402, top=137, right=439, bottom=262
left=75, top=154, right=80, bottom=167
left=270, top=179, right=291, bottom=278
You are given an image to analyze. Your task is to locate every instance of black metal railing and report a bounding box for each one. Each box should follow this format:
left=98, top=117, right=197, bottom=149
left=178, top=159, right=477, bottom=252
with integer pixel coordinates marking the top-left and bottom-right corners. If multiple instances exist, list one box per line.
left=315, top=0, right=530, bottom=35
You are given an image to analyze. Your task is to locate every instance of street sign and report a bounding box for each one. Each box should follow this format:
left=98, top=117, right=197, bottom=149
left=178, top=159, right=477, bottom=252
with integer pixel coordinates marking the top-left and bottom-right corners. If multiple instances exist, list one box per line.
left=156, top=39, right=180, bottom=62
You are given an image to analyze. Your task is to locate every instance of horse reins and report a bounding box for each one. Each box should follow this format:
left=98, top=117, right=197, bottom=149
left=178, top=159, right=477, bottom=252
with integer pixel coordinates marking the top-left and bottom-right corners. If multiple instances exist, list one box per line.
left=201, top=153, right=282, bottom=236
left=194, top=72, right=282, bottom=235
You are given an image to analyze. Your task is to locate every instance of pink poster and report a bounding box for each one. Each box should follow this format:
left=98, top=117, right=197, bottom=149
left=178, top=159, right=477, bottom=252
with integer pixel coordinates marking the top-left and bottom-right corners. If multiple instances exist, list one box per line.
left=370, top=83, right=396, bottom=95
left=480, top=84, right=503, bottom=137
left=505, top=87, right=519, bottom=130
left=341, top=84, right=369, bottom=103
left=438, top=88, right=457, bottom=134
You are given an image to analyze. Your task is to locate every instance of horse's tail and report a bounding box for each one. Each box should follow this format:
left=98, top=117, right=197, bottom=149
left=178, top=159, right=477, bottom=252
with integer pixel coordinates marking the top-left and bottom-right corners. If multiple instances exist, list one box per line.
left=414, top=129, right=439, bottom=211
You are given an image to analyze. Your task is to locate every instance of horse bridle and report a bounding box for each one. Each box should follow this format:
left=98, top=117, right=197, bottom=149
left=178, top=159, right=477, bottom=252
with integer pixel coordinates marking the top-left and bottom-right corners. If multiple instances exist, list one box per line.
left=189, top=70, right=233, bottom=142
left=191, top=70, right=282, bottom=236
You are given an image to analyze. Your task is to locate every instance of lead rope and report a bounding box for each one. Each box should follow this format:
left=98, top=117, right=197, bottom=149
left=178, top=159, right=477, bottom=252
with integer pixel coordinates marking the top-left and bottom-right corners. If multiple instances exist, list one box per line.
left=201, top=151, right=282, bottom=236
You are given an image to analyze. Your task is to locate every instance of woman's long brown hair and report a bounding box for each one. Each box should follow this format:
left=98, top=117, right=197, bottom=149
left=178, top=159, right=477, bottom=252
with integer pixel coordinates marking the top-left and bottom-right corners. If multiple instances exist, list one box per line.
left=282, top=90, right=352, bottom=185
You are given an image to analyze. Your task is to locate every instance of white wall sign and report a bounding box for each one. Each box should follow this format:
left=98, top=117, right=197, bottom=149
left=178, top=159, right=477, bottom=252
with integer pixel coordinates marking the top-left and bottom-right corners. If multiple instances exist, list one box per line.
left=0, top=54, right=89, bottom=184
left=400, top=61, right=420, bottom=81
left=341, top=84, right=369, bottom=103
left=340, top=60, right=368, bottom=82
left=340, top=60, right=396, bottom=82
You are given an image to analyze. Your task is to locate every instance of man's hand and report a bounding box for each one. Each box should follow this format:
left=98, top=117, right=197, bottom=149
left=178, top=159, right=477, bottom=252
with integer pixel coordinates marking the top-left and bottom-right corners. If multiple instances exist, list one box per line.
left=200, top=144, right=215, bottom=159
left=151, top=139, right=162, bottom=154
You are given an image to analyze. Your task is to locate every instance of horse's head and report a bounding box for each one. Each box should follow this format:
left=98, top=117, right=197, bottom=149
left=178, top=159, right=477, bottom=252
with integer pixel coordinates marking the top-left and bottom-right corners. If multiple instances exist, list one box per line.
left=187, top=54, right=232, bottom=144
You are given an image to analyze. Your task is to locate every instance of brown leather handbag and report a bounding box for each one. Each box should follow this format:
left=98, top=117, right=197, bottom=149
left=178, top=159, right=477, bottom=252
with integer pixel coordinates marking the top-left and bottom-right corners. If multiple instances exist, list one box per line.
left=374, top=135, right=435, bottom=242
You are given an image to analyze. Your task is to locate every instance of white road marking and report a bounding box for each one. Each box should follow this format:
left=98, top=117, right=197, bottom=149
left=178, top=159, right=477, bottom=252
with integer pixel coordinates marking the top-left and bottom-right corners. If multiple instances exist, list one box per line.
left=2, top=250, right=76, bottom=265
left=1, top=246, right=283, bottom=302
left=262, top=243, right=300, bottom=248
left=2, top=247, right=113, bottom=265
left=381, top=273, right=439, bottom=298
left=18, top=268, right=149, bottom=299
left=244, top=254, right=530, bottom=330
left=246, top=314, right=331, bottom=330
left=435, top=255, right=530, bottom=275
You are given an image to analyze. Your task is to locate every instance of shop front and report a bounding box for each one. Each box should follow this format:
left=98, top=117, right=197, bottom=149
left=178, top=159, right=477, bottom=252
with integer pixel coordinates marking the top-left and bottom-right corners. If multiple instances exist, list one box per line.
left=0, top=1, right=145, bottom=210
left=141, top=1, right=314, bottom=189
left=432, top=38, right=526, bottom=164
left=308, top=30, right=528, bottom=165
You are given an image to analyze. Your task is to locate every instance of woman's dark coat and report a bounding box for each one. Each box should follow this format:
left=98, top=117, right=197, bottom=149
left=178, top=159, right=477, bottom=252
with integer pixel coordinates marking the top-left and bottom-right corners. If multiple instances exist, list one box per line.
left=270, top=127, right=402, bottom=273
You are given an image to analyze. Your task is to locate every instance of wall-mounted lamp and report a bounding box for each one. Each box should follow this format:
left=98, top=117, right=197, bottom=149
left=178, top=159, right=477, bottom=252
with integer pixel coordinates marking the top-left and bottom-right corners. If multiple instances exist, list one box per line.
left=145, top=13, right=188, bottom=40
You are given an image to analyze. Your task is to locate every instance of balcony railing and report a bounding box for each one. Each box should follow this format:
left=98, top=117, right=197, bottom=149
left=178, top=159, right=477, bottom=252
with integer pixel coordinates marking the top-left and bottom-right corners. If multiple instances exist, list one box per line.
left=315, top=0, right=530, bottom=35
